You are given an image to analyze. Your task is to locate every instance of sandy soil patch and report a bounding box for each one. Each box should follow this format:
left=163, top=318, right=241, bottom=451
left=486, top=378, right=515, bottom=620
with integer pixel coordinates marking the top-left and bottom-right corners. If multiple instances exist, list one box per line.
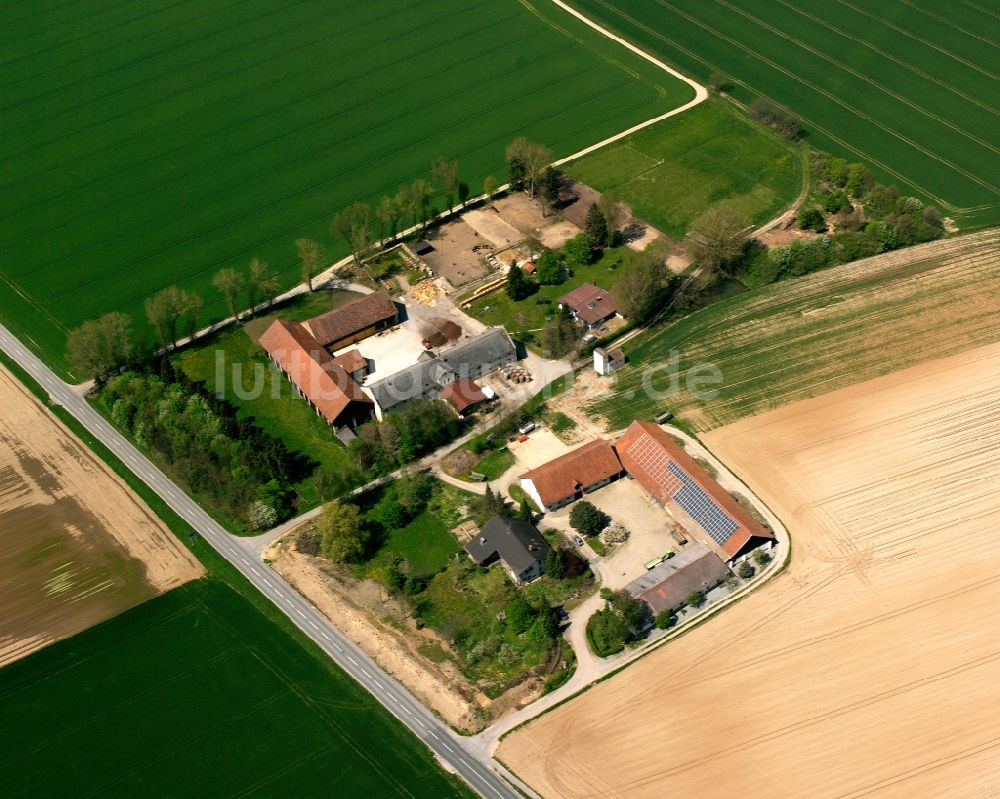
left=500, top=340, right=1000, bottom=798
left=268, top=538, right=483, bottom=730
left=539, top=219, right=581, bottom=250
left=422, top=219, right=492, bottom=286
left=0, top=365, right=202, bottom=666
left=463, top=208, right=524, bottom=249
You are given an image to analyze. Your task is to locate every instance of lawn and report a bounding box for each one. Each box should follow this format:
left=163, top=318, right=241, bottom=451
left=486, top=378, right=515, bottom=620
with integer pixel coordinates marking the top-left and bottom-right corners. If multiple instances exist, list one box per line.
left=565, top=0, right=1000, bottom=228
left=466, top=245, right=644, bottom=342
left=473, top=447, right=516, bottom=480
left=174, top=287, right=360, bottom=507
left=566, top=99, right=803, bottom=237
left=0, top=0, right=693, bottom=375
left=587, top=230, right=1000, bottom=431
left=0, top=579, right=472, bottom=798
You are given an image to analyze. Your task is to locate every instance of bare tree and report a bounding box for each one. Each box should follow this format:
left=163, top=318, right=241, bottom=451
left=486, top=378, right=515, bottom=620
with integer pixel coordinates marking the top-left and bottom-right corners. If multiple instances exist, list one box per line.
left=295, top=238, right=324, bottom=291
left=505, top=137, right=551, bottom=197
left=431, top=156, right=459, bottom=214
left=395, top=184, right=416, bottom=230
left=688, top=206, right=752, bottom=275
left=144, top=286, right=201, bottom=346
left=212, top=267, right=244, bottom=319
left=615, top=240, right=670, bottom=322
left=483, top=175, right=499, bottom=204
left=66, top=311, right=135, bottom=380
left=376, top=195, right=400, bottom=245
left=247, top=258, right=278, bottom=314
left=410, top=178, right=433, bottom=231
left=331, top=201, right=374, bottom=267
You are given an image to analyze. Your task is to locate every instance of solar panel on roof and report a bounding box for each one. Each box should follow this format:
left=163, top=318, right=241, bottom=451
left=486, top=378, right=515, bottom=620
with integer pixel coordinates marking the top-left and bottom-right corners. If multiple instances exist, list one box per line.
left=624, top=436, right=739, bottom=547
left=666, top=462, right=738, bottom=545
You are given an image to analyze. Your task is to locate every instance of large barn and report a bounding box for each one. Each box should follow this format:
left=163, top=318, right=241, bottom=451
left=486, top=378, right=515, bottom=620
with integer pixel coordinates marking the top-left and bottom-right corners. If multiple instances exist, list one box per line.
left=258, top=320, right=373, bottom=430
left=615, top=421, right=773, bottom=563
left=303, top=290, right=399, bottom=351
left=519, top=439, right=625, bottom=511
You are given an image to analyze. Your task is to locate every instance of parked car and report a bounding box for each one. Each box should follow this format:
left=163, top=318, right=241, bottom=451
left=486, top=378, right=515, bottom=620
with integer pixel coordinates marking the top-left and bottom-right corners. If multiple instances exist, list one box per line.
left=518, top=420, right=536, bottom=435
left=572, top=535, right=585, bottom=547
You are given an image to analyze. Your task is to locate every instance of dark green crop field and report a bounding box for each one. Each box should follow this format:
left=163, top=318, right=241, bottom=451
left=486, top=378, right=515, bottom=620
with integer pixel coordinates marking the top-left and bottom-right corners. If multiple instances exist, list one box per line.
left=565, top=0, right=1000, bottom=228
left=0, top=579, right=472, bottom=798
left=0, top=0, right=691, bottom=374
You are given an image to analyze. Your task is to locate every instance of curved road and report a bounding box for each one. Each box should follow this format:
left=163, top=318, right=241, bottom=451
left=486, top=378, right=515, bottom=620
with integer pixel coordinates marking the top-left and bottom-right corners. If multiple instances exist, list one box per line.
left=0, top=322, right=523, bottom=799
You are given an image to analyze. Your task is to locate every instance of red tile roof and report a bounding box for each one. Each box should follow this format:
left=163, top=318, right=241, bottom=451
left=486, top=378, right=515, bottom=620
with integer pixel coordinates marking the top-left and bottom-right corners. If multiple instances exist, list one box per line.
left=520, top=439, right=623, bottom=508
left=258, top=321, right=371, bottom=425
left=558, top=283, right=619, bottom=325
left=615, top=421, right=772, bottom=559
left=331, top=349, right=366, bottom=375
left=439, top=379, right=487, bottom=413
left=304, top=291, right=398, bottom=347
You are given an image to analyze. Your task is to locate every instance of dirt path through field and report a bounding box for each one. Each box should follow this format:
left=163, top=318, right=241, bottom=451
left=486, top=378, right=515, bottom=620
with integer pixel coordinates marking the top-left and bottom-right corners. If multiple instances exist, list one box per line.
left=500, top=340, right=1000, bottom=798
left=0, top=365, right=202, bottom=665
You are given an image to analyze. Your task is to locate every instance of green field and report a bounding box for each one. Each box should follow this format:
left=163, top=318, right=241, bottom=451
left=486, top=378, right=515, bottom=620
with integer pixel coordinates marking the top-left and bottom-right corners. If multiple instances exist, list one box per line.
left=566, top=99, right=803, bottom=237
left=0, top=579, right=472, bottom=798
left=0, top=0, right=692, bottom=374
left=566, top=0, right=1000, bottom=228
left=588, top=230, right=1000, bottom=430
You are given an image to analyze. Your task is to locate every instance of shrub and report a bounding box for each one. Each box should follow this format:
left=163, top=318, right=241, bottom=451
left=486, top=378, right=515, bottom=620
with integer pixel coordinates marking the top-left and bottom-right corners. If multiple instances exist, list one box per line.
left=569, top=501, right=609, bottom=536
left=753, top=549, right=771, bottom=567
left=655, top=609, right=677, bottom=630
left=797, top=206, right=826, bottom=232
left=685, top=590, right=706, bottom=609
left=738, top=561, right=755, bottom=579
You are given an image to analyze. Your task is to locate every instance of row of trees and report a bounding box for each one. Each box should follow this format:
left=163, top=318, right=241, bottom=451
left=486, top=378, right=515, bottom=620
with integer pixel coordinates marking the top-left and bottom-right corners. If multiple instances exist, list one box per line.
left=99, top=357, right=310, bottom=530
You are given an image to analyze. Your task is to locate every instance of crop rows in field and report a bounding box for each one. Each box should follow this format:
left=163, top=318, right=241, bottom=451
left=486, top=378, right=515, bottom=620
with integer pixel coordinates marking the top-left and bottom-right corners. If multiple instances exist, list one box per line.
left=588, top=229, right=1000, bottom=430
left=0, top=580, right=472, bottom=798
left=566, top=0, right=1000, bottom=223
left=0, top=0, right=691, bottom=372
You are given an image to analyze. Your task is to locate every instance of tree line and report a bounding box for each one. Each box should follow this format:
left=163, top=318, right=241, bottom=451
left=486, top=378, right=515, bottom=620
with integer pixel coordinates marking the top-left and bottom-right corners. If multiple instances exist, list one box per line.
left=99, top=357, right=312, bottom=531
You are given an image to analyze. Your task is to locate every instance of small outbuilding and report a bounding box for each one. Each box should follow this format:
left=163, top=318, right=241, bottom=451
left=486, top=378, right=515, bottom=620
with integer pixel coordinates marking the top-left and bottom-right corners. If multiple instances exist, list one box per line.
left=439, top=379, right=488, bottom=416
left=558, top=283, right=621, bottom=328
left=625, top=544, right=729, bottom=615
left=465, top=516, right=551, bottom=585
left=594, top=346, right=626, bottom=376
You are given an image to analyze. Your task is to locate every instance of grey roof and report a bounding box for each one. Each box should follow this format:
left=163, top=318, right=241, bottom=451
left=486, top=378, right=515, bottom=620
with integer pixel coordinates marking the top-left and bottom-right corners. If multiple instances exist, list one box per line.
left=625, top=543, right=729, bottom=614
left=438, top=327, right=516, bottom=380
left=465, top=516, right=551, bottom=576
left=369, top=327, right=516, bottom=413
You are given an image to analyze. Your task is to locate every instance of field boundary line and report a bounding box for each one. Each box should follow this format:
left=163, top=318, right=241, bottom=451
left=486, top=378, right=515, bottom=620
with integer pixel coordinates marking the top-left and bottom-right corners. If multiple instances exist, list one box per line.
left=544, top=0, right=708, bottom=167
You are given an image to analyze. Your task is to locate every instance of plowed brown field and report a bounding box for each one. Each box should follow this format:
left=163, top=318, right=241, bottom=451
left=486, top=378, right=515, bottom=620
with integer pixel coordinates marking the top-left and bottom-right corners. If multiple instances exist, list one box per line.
left=500, top=341, right=1000, bottom=798
left=0, top=365, right=202, bottom=665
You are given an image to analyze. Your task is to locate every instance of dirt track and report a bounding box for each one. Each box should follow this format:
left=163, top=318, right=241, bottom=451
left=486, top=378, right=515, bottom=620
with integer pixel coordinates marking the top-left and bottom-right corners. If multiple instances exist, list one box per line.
left=500, top=340, right=1000, bottom=798
left=0, top=365, right=202, bottom=665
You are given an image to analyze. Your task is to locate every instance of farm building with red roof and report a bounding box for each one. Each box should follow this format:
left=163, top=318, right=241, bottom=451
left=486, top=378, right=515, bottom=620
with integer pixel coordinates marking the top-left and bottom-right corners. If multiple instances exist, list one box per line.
left=614, top=421, right=773, bottom=562
left=519, top=439, right=625, bottom=511
left=258, top=320, right=373, bottom=430
left=558, top=283, right=621, bottom=328
left=303, top=290, right=398, bottom=351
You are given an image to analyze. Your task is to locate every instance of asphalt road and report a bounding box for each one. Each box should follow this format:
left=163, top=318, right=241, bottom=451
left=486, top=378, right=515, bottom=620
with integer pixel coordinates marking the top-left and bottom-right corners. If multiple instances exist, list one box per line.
left=0, top=323, right=523, bottom=799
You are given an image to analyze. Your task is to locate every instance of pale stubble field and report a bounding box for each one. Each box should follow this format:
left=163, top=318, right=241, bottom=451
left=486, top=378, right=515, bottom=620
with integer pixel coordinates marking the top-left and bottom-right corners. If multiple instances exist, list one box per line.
left=500, top=341, right=1000, bottom=798
left=0, top=365, right=202, bottom=665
